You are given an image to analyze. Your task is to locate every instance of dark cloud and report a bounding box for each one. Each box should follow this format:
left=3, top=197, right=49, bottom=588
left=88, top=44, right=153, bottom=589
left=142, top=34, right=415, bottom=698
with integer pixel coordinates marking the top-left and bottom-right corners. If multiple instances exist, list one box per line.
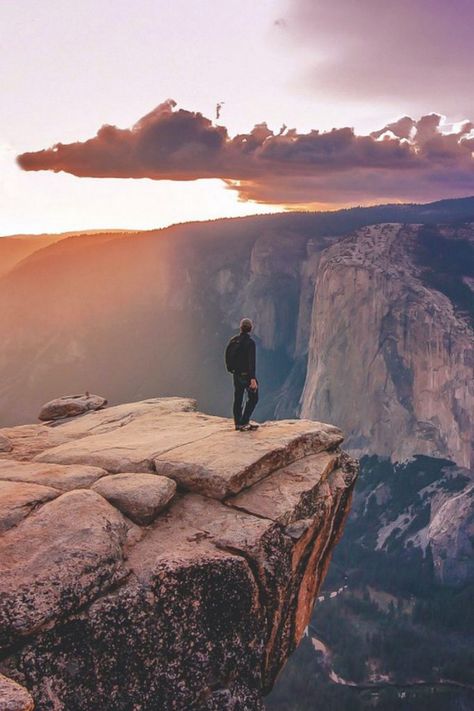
left=18, top=100, right=228, bottom=181
left=17, top=101, right=474, bottom=207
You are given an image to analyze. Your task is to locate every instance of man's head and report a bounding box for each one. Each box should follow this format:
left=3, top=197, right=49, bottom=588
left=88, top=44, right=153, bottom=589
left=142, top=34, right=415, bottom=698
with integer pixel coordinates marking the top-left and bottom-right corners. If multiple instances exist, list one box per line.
left=240, top=317, right=253, bottom=333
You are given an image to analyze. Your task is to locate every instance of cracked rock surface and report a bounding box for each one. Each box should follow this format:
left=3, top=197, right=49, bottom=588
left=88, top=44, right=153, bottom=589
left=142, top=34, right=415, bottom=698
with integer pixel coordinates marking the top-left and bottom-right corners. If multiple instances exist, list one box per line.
left=0, top=397, right=358, bottom=710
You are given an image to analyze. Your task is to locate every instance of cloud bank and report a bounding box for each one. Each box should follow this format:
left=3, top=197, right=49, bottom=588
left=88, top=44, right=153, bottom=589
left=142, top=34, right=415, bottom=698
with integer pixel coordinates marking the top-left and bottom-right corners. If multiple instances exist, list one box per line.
left=17, top=100, right=474, bottom=207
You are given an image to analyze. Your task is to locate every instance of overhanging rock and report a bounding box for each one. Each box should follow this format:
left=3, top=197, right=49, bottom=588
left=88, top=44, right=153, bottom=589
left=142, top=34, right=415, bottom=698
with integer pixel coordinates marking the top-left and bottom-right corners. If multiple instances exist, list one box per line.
left=0, top=397, right=358, bottom=710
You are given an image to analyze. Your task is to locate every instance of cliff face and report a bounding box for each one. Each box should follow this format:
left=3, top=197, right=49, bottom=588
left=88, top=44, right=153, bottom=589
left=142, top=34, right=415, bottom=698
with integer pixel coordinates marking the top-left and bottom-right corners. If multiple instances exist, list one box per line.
left=299, top=223, right=473, bottom=469
left=217, top=221, right=473, bottom=469
left=0, top=398, right=358, bottom=711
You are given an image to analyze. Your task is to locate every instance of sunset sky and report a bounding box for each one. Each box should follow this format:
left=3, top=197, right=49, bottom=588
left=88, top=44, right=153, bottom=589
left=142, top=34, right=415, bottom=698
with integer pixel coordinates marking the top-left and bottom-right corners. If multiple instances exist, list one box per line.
left=2, top=0, right=474, bottom=236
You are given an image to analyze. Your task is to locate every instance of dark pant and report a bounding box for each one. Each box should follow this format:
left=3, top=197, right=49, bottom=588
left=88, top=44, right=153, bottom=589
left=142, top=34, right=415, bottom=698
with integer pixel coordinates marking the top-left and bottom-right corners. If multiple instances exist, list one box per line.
left=233, top=373, right=259, bottom=427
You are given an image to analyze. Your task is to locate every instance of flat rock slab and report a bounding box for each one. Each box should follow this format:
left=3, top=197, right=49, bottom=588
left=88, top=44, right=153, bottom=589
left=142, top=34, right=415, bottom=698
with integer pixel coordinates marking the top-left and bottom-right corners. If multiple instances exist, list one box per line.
left=0, top=674, right=34, bottom=711
left=0, top=398, right=197, bottom=463
left=0, top=424, right=69, bottom=461
left=34, top=411, right=231, bottom=473
left=0, top=460, right=107, bottom=491
left=154, top=420, right=344, bottom=499
left=226, top=451, right=339, bottom=525
left=0, top=490, right=129, bottom=650
left=92, top=472, right=177, bottom=525
left=38, top=393, right=107, bottom=421
left=46, top=396, right=197, bottom=439
left=0, top=480, right=59, bottom=533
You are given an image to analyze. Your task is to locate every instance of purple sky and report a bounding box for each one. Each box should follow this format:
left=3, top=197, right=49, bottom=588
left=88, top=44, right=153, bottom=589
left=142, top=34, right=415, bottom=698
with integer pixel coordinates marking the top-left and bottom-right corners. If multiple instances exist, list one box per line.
left=285, top=0, right=474, bottom=118
left=2, top=0, right=474, bottom=234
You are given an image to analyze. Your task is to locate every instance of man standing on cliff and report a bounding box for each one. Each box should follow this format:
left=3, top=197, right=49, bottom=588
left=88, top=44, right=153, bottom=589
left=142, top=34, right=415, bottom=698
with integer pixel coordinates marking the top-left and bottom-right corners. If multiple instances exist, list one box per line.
left=225, top=318, right=259, bottom=431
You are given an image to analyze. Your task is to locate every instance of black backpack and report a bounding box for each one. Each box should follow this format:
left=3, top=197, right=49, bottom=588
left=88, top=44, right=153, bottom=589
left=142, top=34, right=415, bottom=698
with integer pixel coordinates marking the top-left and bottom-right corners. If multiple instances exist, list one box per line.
left=225, top=335, right=242, bottom=373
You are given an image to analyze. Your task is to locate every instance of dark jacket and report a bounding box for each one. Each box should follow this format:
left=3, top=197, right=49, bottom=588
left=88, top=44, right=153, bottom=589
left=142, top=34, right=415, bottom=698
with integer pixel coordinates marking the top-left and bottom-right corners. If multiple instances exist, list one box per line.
left=234, top=332, right=256, bottom=379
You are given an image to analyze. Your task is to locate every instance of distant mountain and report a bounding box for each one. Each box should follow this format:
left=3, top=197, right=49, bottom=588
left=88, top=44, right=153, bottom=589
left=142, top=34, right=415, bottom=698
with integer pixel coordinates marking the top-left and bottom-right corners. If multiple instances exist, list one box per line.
left=0, top=234, right=66, bottom=278
left=0, top=229, right=138, bottom=278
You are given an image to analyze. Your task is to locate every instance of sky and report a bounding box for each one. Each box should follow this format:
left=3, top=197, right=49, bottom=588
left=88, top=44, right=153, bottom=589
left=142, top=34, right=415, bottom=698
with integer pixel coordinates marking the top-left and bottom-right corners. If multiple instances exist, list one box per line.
left=2, top=0, right=474, bottom=236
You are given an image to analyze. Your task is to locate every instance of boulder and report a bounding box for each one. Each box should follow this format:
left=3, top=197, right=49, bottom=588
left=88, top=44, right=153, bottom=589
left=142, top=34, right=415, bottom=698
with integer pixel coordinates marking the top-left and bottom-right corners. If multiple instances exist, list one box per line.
left=38, top=393, right=107, bottom=421
left=0, top=489, right=129, bottom=649
left=92, top=473, right=177, bottom=524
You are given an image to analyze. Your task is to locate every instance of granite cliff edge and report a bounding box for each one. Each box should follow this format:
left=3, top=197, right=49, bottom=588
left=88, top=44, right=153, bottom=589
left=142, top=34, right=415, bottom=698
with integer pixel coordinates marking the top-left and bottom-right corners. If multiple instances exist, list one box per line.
left=0, top=397, right=358, bottom=710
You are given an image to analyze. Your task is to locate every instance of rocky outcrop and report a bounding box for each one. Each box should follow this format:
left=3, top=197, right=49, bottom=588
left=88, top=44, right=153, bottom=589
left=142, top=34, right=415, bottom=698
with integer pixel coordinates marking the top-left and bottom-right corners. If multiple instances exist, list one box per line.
left=0, top=397, right=357, bottom=710
left=38, top=393, right=107, bottom=421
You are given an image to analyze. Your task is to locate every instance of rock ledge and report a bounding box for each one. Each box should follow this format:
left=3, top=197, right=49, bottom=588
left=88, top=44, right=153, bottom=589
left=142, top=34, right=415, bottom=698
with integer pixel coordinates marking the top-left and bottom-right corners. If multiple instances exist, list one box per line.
left=0, top=397, right=358, bottom=710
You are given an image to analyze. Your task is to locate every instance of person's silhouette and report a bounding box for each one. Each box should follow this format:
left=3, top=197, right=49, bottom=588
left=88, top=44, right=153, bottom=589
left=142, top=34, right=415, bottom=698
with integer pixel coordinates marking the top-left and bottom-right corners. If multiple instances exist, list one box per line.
left=225, top=318, right=259, bottom=431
